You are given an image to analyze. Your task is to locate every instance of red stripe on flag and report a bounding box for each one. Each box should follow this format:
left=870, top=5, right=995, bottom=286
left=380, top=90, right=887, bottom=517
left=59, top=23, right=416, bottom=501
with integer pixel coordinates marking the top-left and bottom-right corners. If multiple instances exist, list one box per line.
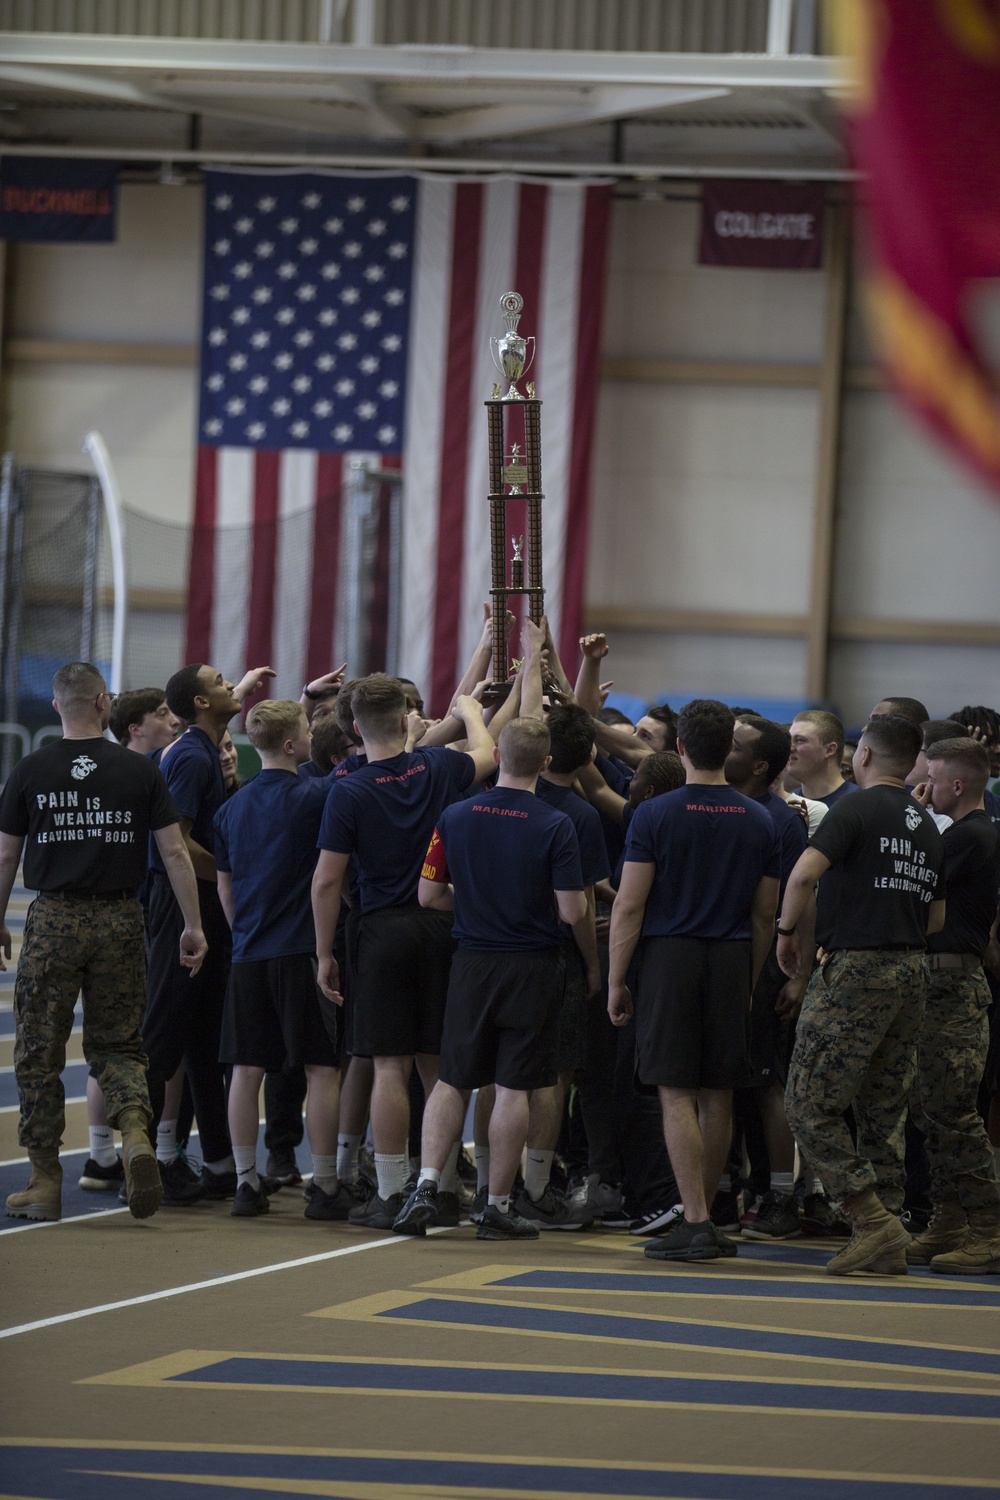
left=560, top=184, right=614, bottom=667
left=185, top=446, right=218, bottom=663
left=245, top=450, right=281, bottom=692
left=430, top=182, right=484, bottom=717
left=307, top=452, right=344, bottom=681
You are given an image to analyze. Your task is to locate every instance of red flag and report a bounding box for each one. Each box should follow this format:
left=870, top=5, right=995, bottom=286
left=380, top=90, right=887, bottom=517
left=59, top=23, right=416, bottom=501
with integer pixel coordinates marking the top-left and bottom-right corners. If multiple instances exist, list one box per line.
left=842, top=0, right=1000, bottom=491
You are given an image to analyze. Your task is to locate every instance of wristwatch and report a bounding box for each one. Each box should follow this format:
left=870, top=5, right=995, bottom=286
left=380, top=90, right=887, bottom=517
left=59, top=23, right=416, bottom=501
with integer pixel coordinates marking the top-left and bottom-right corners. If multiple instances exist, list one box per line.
left=302, top=685, right=323, bottom=701
left=777, top=924, right=796, bottom=937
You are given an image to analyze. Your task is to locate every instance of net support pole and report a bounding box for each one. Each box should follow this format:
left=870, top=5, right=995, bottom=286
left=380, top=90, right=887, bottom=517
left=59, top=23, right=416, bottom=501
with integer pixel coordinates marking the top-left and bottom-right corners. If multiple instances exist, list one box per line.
left=83, top=430, right=127, bottom=694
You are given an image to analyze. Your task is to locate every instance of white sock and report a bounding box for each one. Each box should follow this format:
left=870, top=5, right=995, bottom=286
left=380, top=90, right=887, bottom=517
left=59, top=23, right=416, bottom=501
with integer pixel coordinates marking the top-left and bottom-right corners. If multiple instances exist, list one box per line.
left=524, top=1149, right=554, bottom=1202
left=418, top=1167, right=441, bottom=1187
left=204, top=1154, right=235, bottom=1175
left=488, top=1193, right=510, bottom=1214
left=233, top=1145, right=259, bottom=1190
left=717, top=1171, right=732, bottom=1195
left=375, top=1152, right=408, bottom=1200
left=808, top=1172, right=824, bottom=1196
left=475, top=1145, right=490, bottom=1191
left=155, top=1119, right=177, bottom=1165
left=770, top=1171, right=795, bottom=1198
left=89, top=1125, right=118, bottom=1168
left=337, top=1133, right=361, bottom=1185
left=311, top=1153, right=338, bottom=1194
left=439, top=1142, right=460, bottom=1194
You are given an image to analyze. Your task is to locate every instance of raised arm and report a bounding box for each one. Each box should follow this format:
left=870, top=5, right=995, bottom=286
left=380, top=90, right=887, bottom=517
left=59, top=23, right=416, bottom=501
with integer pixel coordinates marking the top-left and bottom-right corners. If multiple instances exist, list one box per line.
left=234, top=665, right=277, bottom=704
left=453, top=695, right=498, bottom=783
left=574, top=633, right=609, bottom=718
left=299, top=664, right=347, bottom=723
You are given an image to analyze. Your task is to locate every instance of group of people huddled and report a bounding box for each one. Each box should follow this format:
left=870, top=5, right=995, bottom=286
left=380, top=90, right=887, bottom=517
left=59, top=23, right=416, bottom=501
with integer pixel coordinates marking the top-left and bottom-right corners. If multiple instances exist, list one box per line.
left=1, top=609, right=998, bottom=1277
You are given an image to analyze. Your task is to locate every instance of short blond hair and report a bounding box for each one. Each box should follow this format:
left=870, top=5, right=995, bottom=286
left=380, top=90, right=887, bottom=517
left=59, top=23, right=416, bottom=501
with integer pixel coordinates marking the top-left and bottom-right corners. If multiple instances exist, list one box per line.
left=499, top=717, right=551, bottom=777
left=792, top=708, right=845, bottom=759
left=246, top=699, right=306, bottom=753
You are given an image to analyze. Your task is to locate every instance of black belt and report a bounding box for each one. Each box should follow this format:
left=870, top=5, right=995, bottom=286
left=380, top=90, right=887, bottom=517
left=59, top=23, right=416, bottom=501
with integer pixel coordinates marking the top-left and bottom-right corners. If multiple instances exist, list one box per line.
left=927, top=953, right=982, bottom=973
left=42, top=889, right=134, bottom=903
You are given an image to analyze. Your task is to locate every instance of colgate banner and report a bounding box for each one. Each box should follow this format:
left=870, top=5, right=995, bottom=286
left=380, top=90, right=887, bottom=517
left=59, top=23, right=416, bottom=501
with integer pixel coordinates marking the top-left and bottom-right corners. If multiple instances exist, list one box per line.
left=842, top=0, right=1000, bottom=494
left=699, top=180, right=826, bottom=269
left=0, top=156, right=119, bottom=242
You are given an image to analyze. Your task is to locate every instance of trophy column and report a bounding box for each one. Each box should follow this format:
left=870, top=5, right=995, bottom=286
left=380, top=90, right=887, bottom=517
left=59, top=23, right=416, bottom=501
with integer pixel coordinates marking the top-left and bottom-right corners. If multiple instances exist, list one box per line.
left=484, top=291, right=545, bottom=700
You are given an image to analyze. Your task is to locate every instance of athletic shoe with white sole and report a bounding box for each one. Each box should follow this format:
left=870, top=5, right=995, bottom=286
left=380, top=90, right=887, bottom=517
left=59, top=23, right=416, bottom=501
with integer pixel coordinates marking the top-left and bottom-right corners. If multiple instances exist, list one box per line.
left=78, top=1156, right=125, bottom=1191
left=628, top=1203, right=684, bottom=1236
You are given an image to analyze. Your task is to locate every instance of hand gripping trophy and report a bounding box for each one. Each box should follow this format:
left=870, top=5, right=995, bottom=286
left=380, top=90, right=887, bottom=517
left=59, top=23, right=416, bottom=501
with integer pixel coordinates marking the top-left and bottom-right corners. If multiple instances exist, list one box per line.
left=485, top=292, right=543, bottom=697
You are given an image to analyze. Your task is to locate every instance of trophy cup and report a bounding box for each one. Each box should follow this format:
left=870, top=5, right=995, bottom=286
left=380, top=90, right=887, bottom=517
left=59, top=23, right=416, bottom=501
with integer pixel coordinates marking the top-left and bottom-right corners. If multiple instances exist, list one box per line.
left=485, top=292, right=544, bottom=698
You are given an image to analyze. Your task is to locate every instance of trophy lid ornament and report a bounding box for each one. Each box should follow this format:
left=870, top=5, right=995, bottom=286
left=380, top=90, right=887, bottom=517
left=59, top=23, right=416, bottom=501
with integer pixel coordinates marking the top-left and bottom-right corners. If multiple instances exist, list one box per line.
left=490, top=291, right=536, bottom=401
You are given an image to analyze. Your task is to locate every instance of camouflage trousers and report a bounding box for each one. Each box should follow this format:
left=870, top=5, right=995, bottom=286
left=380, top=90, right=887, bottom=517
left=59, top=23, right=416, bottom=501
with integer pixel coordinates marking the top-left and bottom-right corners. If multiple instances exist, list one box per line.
left=785, top=950, right=927, bottom=1212
left=13, top=893, right=151, bottom=1152
left=910, top=966, right=1000, bottom=1215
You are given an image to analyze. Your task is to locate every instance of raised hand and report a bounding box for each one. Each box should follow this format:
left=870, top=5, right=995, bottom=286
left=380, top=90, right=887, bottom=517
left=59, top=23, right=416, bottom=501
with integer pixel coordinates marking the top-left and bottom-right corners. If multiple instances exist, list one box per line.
left=579, top=632, right=609, bottom=661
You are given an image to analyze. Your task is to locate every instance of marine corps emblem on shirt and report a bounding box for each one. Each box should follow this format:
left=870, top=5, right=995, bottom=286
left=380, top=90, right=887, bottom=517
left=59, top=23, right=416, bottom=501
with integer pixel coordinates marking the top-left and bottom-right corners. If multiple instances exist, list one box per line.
left=70, top=755, right=98, bottom=781
left=905, top=804, right=922, bottom=832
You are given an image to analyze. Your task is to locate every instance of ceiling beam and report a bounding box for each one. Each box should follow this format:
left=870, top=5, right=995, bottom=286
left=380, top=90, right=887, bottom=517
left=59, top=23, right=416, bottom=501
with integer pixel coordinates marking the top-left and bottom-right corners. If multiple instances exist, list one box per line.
left=417, top=85, right=730, bottom=144
left=0, top=34, right=840, bottom=91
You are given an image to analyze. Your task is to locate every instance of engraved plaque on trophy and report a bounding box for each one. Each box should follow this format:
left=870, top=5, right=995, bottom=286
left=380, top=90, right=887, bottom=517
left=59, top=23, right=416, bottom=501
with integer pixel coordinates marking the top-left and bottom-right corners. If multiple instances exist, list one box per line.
left=484, top=291, right=543, bottom=700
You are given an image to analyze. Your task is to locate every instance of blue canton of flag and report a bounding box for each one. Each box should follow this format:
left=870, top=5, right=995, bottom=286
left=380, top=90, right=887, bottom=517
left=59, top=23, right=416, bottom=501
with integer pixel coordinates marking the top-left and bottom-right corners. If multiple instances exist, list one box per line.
left=199, top=172, right=416, bottom=452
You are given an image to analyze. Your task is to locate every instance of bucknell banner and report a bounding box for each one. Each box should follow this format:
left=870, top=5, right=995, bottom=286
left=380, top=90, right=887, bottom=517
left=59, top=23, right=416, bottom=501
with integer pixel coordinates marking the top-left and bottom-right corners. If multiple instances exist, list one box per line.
left=699, top=180, right=826, bottom=270
left=0, top=156, right=119, bottom=242
left=838, top=0, right=1000, bottom=495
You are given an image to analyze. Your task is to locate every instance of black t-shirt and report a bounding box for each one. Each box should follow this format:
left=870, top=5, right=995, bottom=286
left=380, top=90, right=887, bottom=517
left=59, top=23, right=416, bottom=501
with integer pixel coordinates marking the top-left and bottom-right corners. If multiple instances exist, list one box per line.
left=0, top=737, right=178, bottom=894
left=927, top=810, right=1000, bottom=958
left=810, top=784, right=945, bottom=951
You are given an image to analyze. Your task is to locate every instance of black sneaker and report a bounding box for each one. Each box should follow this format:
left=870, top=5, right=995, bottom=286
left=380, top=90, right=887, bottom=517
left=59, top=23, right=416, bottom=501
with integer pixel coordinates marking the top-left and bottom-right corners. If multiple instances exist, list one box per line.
left=600, top=1207, right=635, bottom=1229
left=304, top=1181, right=363, bottom=1221
left=200, top=1166, right=238, bottom=1200
left=742, top=1190, right=802, bottom=1241
left=801, top=1192, right=851, bottom=1238
left=469, top=1186, right=488, bottom=1224
left=456, top=1146, right=478, bottom=1185
left=231, top=1180, right=270, bottom=1218
left=644, top=1216, right=721, bottom=1262
left=78, top=1156, right=125, bottom=1191
left=348, top=1191, right=403, bottom=1229
left=477, top=1203, right=540, bottom=1240
left=628, top=1203, right=684, bottom=1236
left=159, top=1155, right=206, bottom=1205
left=393, top=1181, right=441, bottom=1235
left=436, top=1189, right=463, bottom=1226
left=265, top=1148, right=302, bottom=1187
left=515, top=1184, right=592, bottom=1231
left=710, top=1189, right=743, bottom=1234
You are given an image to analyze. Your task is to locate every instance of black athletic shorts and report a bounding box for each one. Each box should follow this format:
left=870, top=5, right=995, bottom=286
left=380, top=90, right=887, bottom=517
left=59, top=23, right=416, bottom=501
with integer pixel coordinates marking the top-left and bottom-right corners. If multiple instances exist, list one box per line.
left=219, top=952, right=342, bottom=1071
left=557, top=942, right=589, bottom=1075
left=351, top=903, right=456, bottom=1058
left=635, top=935, right=752, bottom=1090
left=438, top=946, right=566, bottom=1092
left=747, top=944, right=794, bottom=1087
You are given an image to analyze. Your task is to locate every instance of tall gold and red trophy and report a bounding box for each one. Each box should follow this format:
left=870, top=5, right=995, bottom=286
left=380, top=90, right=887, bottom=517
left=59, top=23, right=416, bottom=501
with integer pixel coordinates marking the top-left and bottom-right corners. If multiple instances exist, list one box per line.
left=484, top=291, right=543, bottom=700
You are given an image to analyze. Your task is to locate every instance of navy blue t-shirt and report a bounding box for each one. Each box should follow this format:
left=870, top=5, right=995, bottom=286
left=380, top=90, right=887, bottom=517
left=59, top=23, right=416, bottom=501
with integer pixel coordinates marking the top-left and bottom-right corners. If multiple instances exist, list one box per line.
left=593, top=753, right=632, bottom=873
left=426, top=786, right=583, bottom=951
left=298, top=760, right=326, bottom=780
left=148, top=725, right=225, bottom=874
left=318, top=746, right=476, bottom=913
left=625, top=784, right=781, bottom=940
left=818, top=780, right=857, bottom=809
left=536, top=778, right=611, bottom=888
left=214, top=769, right=332, bottom=961
left=983, top=787, right=1000, bottom=835
left=755, top=789, right=808, bottom=903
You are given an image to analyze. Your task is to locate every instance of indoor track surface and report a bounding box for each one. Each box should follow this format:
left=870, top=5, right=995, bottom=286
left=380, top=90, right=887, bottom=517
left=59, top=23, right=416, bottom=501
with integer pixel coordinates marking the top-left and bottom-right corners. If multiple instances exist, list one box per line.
left=3, top=879, right=1000, bottom=1500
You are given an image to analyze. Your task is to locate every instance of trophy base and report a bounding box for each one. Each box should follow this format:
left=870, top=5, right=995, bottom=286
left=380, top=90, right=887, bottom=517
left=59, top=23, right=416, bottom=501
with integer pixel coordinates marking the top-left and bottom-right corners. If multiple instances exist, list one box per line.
left=480, top=680, right=514, bottom=707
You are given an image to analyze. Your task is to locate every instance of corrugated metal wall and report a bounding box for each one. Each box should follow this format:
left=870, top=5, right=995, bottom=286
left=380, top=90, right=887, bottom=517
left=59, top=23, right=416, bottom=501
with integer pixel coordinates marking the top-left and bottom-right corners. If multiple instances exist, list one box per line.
left=0, top=0, right=776, bottom=51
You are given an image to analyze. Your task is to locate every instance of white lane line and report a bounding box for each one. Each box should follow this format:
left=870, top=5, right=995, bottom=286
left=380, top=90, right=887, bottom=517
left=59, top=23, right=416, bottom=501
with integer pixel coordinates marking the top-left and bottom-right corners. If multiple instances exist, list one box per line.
left=2, top=1206, right=128, bottom=1235
left=0, top=1233, right=408, bottom=1340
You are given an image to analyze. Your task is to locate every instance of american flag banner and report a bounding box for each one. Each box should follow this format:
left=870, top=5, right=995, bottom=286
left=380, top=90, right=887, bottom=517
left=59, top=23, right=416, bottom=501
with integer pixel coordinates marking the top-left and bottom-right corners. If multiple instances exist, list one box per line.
left=186, top=169, right=613, bottom=713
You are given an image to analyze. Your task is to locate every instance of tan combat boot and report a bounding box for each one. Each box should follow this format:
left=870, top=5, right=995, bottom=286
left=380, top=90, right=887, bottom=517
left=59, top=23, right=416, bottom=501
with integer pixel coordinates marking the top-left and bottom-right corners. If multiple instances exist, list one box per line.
left=826, top=1189, right=910, bottom=1276
left=119, top=1107, right=163, bottom=1220
left=5, top=1149, right=62, bottom=1221
left=930, top=1207, right=1000, bottom=1276
left=905, top=1198, right=968, bottom=1264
